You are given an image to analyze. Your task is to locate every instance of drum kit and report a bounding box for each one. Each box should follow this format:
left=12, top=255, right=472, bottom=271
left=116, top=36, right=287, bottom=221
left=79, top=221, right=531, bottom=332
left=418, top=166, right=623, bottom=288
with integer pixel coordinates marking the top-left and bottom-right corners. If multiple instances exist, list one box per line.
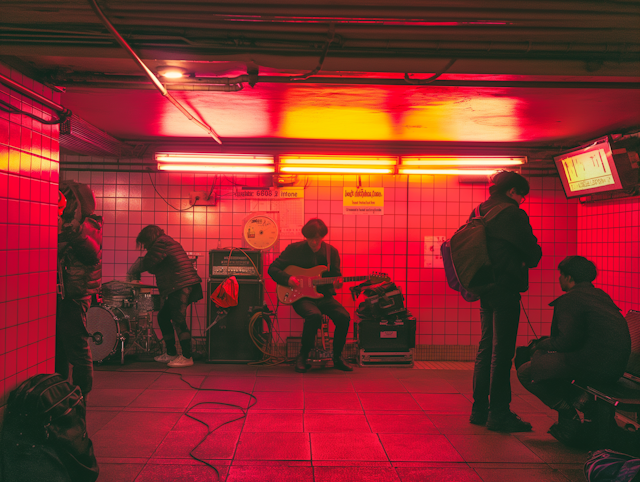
left=86, top=280, right=163, bottom=363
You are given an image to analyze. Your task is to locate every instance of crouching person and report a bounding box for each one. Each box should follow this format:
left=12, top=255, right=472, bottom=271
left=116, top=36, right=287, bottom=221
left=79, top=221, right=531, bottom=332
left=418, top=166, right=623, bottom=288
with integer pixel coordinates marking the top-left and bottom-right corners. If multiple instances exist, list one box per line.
left=127, top=225, right=203, bottom=367
left=517, top=256, right=631, bottom=445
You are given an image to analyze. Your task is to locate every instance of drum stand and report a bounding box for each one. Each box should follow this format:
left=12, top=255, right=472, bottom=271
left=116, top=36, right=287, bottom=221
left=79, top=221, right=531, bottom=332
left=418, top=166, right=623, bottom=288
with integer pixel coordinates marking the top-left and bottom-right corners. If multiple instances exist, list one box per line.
left=124, top=311, right=161, bottom=360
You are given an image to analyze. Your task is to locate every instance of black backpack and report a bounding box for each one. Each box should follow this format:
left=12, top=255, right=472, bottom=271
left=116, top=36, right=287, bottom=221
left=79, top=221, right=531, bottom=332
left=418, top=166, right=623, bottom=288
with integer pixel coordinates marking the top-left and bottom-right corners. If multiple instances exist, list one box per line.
left=1, top=374, right=99, bottom=482
left=441, top=203, right=512, bottom=301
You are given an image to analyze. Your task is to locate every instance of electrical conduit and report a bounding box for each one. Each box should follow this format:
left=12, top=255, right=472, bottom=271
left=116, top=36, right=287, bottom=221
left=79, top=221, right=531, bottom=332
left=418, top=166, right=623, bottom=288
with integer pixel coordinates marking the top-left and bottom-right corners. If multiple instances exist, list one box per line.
left=87, top=0, right=222, bottom=144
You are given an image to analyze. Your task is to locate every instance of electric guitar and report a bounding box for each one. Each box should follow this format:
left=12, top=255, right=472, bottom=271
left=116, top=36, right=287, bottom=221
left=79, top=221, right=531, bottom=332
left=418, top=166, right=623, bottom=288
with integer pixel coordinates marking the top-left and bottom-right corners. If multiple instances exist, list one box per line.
left=276, top=265, right=390, bottom=304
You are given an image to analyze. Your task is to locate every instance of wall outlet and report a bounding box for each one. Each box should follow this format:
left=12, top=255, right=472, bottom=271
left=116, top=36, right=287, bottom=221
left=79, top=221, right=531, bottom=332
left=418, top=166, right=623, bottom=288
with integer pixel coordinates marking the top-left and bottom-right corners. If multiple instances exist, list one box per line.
left=189, top=191, right=217, bottom=206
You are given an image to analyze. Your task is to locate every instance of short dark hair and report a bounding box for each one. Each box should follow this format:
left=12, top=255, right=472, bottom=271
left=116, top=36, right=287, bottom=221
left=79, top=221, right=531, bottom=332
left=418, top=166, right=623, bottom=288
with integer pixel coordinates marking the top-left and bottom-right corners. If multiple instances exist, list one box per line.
left=558, top=256, right=597, bottom=283
left=136, top=225, right=165, bottom=249
left=489, top=170, right=530, bottom=196
left=301, top=218, right=328, bottom=239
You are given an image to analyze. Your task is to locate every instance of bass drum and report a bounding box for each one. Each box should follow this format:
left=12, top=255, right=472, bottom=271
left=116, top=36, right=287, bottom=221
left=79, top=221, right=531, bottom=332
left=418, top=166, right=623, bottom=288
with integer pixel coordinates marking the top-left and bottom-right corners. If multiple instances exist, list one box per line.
left=86, top=305, right=130, bottom=363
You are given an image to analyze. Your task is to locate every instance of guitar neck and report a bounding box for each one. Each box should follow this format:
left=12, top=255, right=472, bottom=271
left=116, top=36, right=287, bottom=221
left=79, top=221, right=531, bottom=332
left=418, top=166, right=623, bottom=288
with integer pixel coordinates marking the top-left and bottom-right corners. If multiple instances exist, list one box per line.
left=312, top=275, right=369, bottom=286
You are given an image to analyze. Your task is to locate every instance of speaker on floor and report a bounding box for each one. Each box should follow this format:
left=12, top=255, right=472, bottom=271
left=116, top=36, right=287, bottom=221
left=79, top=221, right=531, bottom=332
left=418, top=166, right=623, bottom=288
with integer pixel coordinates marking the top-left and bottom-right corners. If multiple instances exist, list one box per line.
left=207, top=279, right=263, bottom=362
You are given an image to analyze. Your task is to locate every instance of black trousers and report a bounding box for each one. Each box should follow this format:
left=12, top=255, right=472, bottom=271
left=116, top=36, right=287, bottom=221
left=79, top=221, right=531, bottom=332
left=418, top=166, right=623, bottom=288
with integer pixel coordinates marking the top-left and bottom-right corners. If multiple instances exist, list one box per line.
left=517, top=361, right=575, bottom=410
left=157, top=286, right=193, bottom=357
left=55, top=296, right=93, bottom=396
left=292, top=296, right=350, bottom=358
left=472, top=289, right=521, bottom=415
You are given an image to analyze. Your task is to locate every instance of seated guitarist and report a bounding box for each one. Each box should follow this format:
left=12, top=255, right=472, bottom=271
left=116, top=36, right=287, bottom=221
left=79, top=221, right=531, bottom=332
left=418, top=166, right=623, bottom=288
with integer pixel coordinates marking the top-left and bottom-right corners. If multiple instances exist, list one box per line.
left=268, top=218, right=353, bottom=372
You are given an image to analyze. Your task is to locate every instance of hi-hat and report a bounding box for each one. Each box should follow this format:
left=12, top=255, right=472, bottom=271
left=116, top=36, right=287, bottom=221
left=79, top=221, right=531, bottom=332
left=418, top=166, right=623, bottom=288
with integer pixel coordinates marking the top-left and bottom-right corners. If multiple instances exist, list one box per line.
left=120, top=280, right=157, bottom=288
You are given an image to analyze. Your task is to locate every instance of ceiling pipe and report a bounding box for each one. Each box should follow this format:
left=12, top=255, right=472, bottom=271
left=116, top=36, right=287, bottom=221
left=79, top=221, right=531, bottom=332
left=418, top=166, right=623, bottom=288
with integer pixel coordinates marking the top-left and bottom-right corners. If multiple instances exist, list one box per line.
left=405, top=58, right=457, bottom=85
left=2, top=26, right=637, bottom=57
left=28, top=4, right=638, bottom=27
left=66, top=82, right=244, bottom=91
left=83, top=17, right=638, bottom=42
left=86, top=0, right=222, bottom=144
left=9, top=1, right=639, bottom=16
left=0, top=71, right=71, bottom=118
left=57, top=74, right=640, bottom=90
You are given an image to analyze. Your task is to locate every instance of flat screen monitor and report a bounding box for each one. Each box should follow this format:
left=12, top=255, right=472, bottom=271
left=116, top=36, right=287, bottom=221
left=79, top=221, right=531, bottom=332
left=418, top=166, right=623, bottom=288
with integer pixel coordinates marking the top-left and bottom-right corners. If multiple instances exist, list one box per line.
left=554, top=137, right=623, bottom=198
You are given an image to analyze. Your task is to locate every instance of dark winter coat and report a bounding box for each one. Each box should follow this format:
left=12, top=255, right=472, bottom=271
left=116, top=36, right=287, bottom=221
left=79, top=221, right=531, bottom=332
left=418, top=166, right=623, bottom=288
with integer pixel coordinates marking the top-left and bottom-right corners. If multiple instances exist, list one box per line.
left=532, top=282, right=631, bottom=384
left=134, top=234, right=201, bottom=297
left=268, top=240, right=342, bottom=296
left=472, top=193, right=542, bottom=293
left=58, top=215, right=103, bottom=300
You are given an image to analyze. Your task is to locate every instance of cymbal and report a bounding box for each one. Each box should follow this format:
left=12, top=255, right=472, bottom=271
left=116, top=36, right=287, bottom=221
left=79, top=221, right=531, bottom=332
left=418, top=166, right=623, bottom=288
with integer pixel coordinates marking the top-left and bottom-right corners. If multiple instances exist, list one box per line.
left=120, top=280, right=157, bottom=288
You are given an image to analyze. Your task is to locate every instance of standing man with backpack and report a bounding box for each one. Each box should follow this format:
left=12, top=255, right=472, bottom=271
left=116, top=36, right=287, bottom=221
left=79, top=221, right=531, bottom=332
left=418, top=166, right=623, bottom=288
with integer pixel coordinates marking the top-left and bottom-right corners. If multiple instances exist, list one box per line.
left=470, top=171, right=542, bottom=432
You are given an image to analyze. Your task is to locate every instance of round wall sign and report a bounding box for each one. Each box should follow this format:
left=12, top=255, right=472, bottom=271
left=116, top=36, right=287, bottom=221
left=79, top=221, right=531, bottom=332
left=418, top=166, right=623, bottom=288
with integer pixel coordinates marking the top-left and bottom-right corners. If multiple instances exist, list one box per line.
left=243, top=214, right=279, bottom=250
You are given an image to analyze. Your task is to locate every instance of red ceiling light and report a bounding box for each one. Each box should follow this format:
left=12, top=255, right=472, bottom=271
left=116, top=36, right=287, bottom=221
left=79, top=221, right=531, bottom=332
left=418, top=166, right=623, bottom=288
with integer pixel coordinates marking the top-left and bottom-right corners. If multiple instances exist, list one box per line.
left=399, top=156, right=526, bottom=175
left=155, top=153, right=275, bottom=173
left=279, top=155, right=397, bottom=174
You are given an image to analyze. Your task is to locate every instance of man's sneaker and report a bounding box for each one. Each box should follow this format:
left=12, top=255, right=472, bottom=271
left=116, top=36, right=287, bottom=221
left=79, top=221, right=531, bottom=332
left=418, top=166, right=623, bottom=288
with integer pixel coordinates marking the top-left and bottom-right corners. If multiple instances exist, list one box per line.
left=332, top=357, right=353, bottom=372
left=487, top=411, right=532, bottom=433
left=469, top=409, right=488, bottom=426
left=295, top=354, right=309, bottom=373
left=154, top=353, right=177, bottom=363
left=167, top=355, right=194, bottom=367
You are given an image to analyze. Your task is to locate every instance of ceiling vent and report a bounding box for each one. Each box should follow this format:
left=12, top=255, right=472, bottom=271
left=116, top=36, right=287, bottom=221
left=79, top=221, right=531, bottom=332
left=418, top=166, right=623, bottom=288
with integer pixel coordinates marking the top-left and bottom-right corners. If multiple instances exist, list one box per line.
left=60, top=114, right=132, bottom=157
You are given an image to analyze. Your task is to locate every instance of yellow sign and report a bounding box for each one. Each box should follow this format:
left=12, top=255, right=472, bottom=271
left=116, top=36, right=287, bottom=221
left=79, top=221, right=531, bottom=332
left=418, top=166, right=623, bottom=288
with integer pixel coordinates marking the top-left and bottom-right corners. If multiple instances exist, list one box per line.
left=233, top=187, right=304, bottom=199
left=343, top=187, right=384, bottom=215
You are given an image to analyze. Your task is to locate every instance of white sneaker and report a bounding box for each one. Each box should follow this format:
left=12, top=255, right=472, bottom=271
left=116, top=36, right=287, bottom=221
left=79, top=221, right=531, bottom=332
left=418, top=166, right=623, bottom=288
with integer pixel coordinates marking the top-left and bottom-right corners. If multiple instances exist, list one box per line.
left=154, top=353, right=177, bottom=363
left=167, top=355, right=194, bottom=368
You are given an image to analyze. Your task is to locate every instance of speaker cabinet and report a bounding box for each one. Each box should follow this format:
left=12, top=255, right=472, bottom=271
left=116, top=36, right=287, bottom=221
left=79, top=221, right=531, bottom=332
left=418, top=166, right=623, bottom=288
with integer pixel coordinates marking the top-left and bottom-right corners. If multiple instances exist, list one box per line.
left=207, top=279, right=263, bottom=362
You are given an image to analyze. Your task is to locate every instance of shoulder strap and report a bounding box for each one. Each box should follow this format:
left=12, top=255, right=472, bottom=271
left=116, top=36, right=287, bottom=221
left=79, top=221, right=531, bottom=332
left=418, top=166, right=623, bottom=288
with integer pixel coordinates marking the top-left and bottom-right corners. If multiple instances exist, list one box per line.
left=482, top=203, right=514, bottom=224
left=326, top=243, right=330, bottom=272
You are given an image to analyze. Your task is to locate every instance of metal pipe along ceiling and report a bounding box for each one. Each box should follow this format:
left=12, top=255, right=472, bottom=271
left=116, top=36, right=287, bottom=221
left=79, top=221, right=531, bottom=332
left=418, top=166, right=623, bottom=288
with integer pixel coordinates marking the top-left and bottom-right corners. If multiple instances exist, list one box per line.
left=56, top=74, right=640, bottom=89
left=0, top=71, right=71, bottom=117
left=86, top=0, right=222, bottom=144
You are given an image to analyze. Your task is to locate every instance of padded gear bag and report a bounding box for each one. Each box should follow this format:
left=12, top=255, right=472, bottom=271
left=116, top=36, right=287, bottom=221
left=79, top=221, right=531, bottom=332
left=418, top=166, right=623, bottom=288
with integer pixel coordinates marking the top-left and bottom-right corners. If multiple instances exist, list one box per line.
left=441, top=203, right=512, bottom=302
left=1, top=374, right=99, bottom=482
left=584, top=450, right=640, bottom=482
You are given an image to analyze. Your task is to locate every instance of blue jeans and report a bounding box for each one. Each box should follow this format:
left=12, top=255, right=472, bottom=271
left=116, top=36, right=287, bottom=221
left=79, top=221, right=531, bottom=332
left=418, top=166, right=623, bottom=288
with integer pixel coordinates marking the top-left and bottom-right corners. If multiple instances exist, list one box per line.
left=472, top=289, right=521, bottom=415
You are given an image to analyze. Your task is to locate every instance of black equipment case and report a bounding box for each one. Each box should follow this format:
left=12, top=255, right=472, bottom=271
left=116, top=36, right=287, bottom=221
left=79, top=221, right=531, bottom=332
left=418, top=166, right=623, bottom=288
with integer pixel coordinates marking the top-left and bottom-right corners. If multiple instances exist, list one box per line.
left=355, top=281, right=416, bottom=353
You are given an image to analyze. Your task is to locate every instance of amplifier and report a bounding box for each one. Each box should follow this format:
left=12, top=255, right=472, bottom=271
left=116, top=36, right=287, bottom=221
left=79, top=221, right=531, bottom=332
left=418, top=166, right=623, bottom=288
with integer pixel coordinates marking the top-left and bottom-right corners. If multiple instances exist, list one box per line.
left=209, top=249, right=262, bottom=278
left=207, top=279, right=263, bottom=362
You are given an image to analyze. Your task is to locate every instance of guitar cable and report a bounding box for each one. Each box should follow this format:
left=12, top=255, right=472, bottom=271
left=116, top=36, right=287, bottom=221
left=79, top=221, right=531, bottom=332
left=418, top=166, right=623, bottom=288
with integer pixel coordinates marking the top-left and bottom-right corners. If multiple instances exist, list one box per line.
left=95, top=368, right=257, bottom=482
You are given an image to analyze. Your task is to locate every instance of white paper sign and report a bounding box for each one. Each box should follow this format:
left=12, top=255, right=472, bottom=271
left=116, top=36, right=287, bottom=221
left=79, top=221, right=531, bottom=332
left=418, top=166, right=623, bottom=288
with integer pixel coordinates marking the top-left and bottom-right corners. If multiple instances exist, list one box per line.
left=424, top=236, right=446, bottom=268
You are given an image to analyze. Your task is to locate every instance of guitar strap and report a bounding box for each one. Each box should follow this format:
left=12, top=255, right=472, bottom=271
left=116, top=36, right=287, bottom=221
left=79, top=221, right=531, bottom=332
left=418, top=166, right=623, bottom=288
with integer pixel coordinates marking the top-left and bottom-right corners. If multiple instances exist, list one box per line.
left=326, top=243, right=330, bottom=273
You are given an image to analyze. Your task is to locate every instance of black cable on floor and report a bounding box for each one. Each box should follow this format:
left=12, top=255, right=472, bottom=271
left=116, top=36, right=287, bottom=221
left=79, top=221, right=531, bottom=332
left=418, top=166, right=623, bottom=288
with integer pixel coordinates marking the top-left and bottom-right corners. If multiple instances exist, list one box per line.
left=96, top=368, right=257, bottom=481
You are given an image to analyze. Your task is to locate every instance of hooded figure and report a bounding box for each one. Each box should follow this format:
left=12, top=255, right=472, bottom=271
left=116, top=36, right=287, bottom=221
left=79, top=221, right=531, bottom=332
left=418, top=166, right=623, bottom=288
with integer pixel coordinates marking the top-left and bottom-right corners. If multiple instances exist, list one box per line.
left=56, top=180, right=103, bottom=397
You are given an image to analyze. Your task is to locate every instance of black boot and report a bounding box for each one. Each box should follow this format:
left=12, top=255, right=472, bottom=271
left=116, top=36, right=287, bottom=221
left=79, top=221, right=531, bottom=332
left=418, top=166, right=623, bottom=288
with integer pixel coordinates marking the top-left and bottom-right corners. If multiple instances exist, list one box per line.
left=332, top=356, right=353, bottom=372
left=487, top=411, right=532, bottom=433
left=549, top=411, right=584, bottom=447
left=295, top=353, right=310, bottom=373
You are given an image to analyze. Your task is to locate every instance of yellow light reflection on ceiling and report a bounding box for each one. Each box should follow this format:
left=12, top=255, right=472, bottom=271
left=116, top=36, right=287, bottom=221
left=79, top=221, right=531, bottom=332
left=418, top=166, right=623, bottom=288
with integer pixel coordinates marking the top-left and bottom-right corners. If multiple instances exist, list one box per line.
left=398, top=91, right=525, bottom=142
left=278, top=87, right=394, bottom=140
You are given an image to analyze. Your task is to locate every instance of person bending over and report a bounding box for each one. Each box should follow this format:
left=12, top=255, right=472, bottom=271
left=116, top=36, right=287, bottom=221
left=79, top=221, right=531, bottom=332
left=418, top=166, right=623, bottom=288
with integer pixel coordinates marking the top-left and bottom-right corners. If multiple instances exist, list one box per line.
left=128, top=225, right=203, bottom=368
left=517, top=256, right=631, bottom=444
left=269, top=218, right=352, bottom=373
left=470, top=171, right=543, bottom=433
left=56, top=181, right=103, bottom=398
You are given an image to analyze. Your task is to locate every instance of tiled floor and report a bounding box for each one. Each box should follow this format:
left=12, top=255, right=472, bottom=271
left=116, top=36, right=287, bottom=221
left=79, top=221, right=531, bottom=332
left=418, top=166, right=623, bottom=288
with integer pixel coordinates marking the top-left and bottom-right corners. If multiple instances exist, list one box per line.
left=89, top=362, right=588, bottom=481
